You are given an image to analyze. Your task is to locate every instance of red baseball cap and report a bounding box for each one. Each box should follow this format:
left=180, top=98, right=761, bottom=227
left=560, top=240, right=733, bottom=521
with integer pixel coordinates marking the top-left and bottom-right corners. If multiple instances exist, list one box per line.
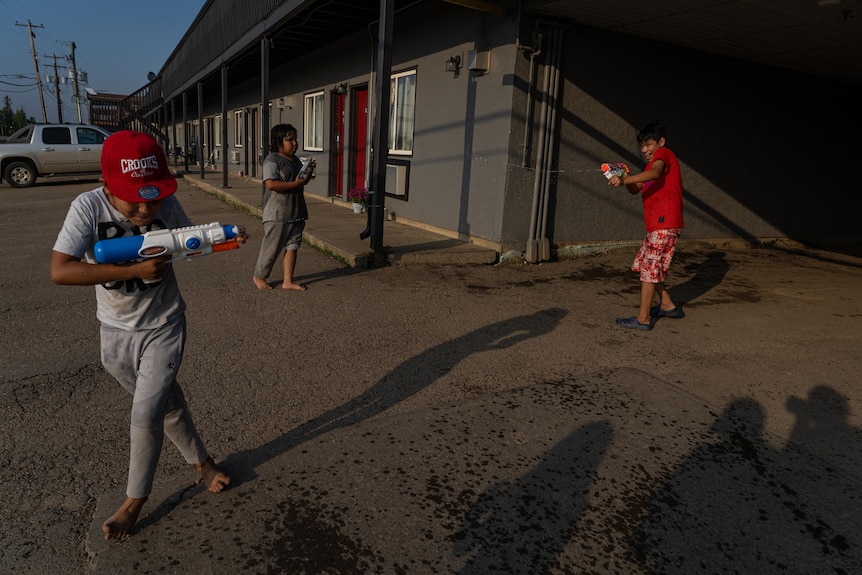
left=101, top=130, right=177, bottom=202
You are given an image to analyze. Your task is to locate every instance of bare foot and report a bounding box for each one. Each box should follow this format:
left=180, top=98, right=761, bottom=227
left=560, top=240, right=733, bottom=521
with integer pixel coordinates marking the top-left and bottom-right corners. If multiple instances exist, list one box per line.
left=281, top=282, right=307, bottom=291
left=102, top=496, right=147, bottom=541
left=253, top=276, right=273, bottom=291
left=195, top=458, right=231, bottom=493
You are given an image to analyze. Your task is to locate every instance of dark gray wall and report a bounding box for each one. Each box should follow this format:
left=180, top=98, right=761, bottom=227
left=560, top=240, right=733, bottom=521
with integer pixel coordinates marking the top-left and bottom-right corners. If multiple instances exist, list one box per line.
left=539, top=24, right=862, bottom=246
left=385, top=3, right=517, bottom=242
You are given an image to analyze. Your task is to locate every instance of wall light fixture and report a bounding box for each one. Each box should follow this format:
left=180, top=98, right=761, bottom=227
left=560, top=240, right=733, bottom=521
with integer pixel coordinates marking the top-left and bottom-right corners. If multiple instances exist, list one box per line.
left=445, top=55, right=461, bottom=73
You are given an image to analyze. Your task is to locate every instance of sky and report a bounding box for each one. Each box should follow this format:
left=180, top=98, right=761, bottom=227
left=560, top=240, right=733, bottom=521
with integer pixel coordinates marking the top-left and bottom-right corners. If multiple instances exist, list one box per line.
left=0, top=0, right=205, bottom=124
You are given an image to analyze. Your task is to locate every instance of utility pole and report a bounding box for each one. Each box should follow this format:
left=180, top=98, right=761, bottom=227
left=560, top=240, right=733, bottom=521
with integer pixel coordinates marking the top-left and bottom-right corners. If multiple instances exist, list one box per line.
left=15, top=20, right=48, bottom=123
left=67, top=42, right=82, bottom=123
left=49, top=54, right=63, bottom=123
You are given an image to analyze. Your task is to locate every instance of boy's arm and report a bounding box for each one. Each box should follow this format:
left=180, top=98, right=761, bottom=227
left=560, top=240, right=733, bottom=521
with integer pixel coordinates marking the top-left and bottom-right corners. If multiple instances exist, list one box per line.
left=609, top=159, right=665, bottom=194
left=263, top=158, right=314, bottom=193
left=265, top=176, right=311, bottom=193
left=51, top=251, right=171, bottom=286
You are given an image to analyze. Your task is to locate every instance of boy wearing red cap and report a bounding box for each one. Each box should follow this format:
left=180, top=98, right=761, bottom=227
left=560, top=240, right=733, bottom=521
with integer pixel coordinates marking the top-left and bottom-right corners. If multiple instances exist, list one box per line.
left=50, top=131, right=244, bottom=540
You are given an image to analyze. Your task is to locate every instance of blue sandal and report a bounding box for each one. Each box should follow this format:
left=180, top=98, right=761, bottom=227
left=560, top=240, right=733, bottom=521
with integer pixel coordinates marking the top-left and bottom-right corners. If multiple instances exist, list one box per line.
left=615, top=316, right=652, bottom=331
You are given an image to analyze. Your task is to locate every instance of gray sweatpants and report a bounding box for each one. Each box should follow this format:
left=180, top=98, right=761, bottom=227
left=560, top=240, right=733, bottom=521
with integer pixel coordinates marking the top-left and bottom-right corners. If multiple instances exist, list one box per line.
left=253, top=219, right=305, bottom=280
left=100, top=315, right=208, bottom=499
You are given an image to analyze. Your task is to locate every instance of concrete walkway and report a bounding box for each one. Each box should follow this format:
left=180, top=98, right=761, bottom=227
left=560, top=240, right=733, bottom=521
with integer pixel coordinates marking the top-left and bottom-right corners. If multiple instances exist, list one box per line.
left=180, top=169, right=498, bottom=267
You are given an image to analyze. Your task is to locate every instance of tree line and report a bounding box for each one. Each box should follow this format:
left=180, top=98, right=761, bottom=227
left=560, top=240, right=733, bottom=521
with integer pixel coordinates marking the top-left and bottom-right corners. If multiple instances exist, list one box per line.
left=1, top=96, right=37, bottom=137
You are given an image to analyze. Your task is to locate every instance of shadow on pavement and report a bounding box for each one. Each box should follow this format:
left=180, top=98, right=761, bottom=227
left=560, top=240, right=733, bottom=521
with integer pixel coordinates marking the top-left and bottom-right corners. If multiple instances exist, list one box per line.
left=222, top=307, right=569, bottom=483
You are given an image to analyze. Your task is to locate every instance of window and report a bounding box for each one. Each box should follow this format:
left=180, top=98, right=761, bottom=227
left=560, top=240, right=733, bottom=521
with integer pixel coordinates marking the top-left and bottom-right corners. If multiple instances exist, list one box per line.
left=234, top=110, right=243, bottom=147
left=304, top=91, right=325, bottom=151
left=6, top=126, right=33, bottom=143
left=76, top=127, right=106, bottom=145
left=214, top=115, right=222, bottom=147
left=43, top=127, right=72, bottom=145
left=389, top=70, right=416, bottom=155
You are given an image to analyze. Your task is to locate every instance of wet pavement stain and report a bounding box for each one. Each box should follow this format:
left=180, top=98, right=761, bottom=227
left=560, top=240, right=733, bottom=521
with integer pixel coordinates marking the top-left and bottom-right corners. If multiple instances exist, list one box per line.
left=261, top=496, right=382, bottom=574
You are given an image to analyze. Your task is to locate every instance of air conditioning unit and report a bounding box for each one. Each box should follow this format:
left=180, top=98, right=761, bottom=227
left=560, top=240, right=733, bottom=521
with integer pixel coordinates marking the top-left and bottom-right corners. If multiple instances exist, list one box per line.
left=229, top=150, right=241, bottom=163
left=385, top=162, right=409, bottom=197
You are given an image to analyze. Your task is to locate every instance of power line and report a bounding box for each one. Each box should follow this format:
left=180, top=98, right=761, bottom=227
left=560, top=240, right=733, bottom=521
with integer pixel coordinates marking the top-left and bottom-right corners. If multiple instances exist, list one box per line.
left=0, top=0, right=30, bottom=22
left=0, top=87, right=37, bottom=95
left=0, top=77, right=37, bottom=87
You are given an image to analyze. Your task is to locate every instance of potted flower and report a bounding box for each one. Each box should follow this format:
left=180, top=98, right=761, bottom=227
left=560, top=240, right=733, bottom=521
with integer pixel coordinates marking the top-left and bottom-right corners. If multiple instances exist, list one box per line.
left=347, top=187, right=369, bottom=213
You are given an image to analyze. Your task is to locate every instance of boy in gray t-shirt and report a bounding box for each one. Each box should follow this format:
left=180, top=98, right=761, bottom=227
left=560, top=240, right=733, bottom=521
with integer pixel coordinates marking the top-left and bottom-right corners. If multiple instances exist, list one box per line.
left=252, top=123, right=314, bottom=291
left=51, top=131, right=246, bottom=541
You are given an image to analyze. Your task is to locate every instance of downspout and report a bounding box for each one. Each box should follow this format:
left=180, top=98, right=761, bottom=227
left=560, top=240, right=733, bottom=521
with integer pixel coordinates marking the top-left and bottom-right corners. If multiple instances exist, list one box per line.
left=525, top=26, right=553, bottom=263
left=521, top=29, right=542, bottom=167
left=538, top=26, right=563, bottom=262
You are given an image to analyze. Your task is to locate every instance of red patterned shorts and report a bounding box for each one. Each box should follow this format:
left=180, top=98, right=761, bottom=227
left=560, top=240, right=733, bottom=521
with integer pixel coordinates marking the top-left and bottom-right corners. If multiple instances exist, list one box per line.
left=631, top=228, right=683, bottom=283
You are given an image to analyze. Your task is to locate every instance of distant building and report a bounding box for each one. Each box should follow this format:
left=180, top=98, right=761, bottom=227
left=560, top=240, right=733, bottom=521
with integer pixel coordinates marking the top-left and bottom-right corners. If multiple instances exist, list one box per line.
left=86, top=93, right=129, bottom=133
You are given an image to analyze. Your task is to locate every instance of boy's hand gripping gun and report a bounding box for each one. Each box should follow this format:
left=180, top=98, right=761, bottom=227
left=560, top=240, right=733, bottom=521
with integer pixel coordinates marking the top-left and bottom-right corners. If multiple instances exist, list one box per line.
left=94, top=222, right=241, bottom=264
left=601, top=162, right=630, bottom=180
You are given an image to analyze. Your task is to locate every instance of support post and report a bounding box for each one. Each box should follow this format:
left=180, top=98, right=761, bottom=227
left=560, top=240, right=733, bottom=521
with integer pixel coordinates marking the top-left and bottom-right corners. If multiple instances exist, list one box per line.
left=171, top=99, right=177, bottom=167
left=182, top=91, right=189, bottom=172
left=364, top=0, right=394, bottom=259
left=260, top=36, right=271, bottom=205
left=198, top=82, right=204, bottom=179
left=222, top=66, right=230, bottom=188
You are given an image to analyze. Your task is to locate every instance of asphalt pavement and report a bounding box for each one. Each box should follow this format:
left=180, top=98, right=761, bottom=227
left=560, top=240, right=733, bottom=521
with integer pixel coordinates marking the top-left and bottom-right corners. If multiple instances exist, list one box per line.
left=2, top=175, right=861, bottom=574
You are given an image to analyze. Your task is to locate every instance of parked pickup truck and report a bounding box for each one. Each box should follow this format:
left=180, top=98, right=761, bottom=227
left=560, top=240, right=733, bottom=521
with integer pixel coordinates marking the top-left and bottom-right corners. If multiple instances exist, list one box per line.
left=0, top=123, right=113, bottom=188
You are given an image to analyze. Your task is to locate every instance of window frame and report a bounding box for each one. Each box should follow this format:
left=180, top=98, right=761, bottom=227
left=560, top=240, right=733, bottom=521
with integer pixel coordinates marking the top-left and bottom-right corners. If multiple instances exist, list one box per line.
left=233, top=110, right=243, bottom=147
left=388, top=68, right=416, bottom=156
left=304, top=90, right=325, bottom=152
left=213, top=114, right=222, bottom=147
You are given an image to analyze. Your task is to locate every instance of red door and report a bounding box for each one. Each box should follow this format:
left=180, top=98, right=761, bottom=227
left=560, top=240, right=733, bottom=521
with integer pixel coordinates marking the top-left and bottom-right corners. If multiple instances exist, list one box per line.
left=351, top=86, right=369, bottom=191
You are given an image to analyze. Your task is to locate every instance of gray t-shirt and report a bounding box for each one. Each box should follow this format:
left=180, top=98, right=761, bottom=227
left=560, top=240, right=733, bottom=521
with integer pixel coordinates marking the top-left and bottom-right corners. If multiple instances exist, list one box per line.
left=53, top=187, right=192, bottom=330
left=261, top=152, right=309, bottom=223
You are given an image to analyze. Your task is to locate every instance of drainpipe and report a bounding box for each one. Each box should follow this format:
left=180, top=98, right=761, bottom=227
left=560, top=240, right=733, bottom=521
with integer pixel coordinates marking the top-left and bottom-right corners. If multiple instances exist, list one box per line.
left=525, top=27, right=553, bottom=263
left=521, top=29, right=543, bottom=167
left=538, top=27, right=563, bottom=262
